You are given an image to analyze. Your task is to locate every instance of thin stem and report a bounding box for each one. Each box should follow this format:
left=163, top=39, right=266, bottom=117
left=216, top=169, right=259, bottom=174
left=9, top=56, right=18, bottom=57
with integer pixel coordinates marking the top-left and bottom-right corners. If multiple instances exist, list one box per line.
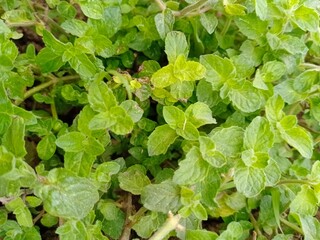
left=149, top=212, right=183, bottom=240
left=33, top=209, right=45, bottom=224
left=7, top=21, right=37, bottom=28
left=219, top=181, right=236, bottom=191
left=16, top=75, right=79, bottom=105
left=154, top=0, right=166, bottom=11
left=249, top=212, right=262, bottom=237
left=299, top=63, right=320, bottom=71
left=175, top=0, right=208, bottom=17
left=128, top=207, right=148, bottom=227
left=279, top=217, right=304, bottom=235
left=277, top=179, right=313, bottom=186
left=120, top=193, right=133, bottom=240
left=221, top=17, right=232, bottom=36
left=51, top=97, right=58, bottom=119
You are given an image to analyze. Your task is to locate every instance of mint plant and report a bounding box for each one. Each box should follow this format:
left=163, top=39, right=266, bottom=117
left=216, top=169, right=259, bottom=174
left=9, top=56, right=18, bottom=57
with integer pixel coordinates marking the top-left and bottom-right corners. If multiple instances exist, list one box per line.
left=0, top=0, right=320, bottom=239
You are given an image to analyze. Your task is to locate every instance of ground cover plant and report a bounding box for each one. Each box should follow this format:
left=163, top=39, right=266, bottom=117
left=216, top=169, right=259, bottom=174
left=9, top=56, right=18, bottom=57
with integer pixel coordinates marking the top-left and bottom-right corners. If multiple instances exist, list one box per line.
left=0, top=0, right=320, bottom=239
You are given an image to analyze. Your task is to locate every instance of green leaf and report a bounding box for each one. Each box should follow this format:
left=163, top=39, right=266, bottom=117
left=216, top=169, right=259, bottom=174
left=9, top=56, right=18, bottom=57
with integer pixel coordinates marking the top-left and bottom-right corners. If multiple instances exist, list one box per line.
left=42, top=30, right=67, bottom=54
left=217, top=221, right=244, bottom=240
left=64, top=152, right=96, bottom=177
left=89, top=111, right=116, bottom=130
left=151, top=64, right=177, bottom=88
left=292, top=5, right=319, bottom=32
left=35, top=168, right=99, bottom=220
left=186, top=229, right=218, bottom=240
left=235, top=13, right=268, bottom=41
left=0, top=81, right=13, bottom=113
left=68, top=53, right=97, bottom=78
left=88, top=81, right=117, bottom=112
left=37, top=133, right=56, bottom=160
left=173, top=147, right=209, bottom=185
left=101, top=6, right=122, bottom=38
left=170, top=81, right=194, bottom=100
left=185, top=102, right=216, bottom=128
left=200, top=54, right=236, bottom=90
left=229, top=81, right=263, bottom=113
left=155, top=9, right=175, bottom=39
left=61, top=19, right=89, bottom=37
left=163, top=105, right=185, bottom=129
left=36, top=48, right=65, bottom=73
left=265, top=95, right=285, bottom=123
left=264, top=160, right=281, bottom=186
left=2, top=116, right=27, bottom=158
left=200, top=12, right=218, bottom=34
left=0, top=113, right=11, bottom=136
left=118, top=165, right=151, bottom=195
left=141, top=180, right=181, bottom=213
left=173, top=55, right=206, bottom=81
left=56, top=220, right=88, bottom=240
left=244, top=117, right=274, bottom=152
left=255, top=0, right=268, bottom=20
left=277, top=116, right=313, bottom=158
left=5, top=197, right=33, bottom=227
left=95, top=162, right=120, bottom=184
left=57, top=1, right=77, bottom=19
left=199, top=136, right=226, bottom=168
left=165, top=31, right=189, bottom=63
left=234, top=166, right=265, bottom=197
left=132, top=212, right=166, bottom=238
left=108, top=106, right=134, bottom=135
left=148, top=124, right=178, bottom=156
left=293, top=70, right=318, bottom=93
left=56, top=132, right=86, bottom=152
left=299, top=215, right=320, bottom=240
left=210, top=126, right=244, bottom=157
left=79, top=1, right=104, bottom=19
left=225, top=4, right=246, bottom=16
left=290, top=185, right=317, bottom=215
left=120, top=100, right=143, bottom=123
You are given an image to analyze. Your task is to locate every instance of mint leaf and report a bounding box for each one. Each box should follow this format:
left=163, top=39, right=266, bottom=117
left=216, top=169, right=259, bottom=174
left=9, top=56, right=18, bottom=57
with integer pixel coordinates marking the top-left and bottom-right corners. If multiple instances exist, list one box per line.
left=35, top=169, right=99, bottom=220
left=141, top=180, right=181, bottom=213
left=199, top=136, right=226, bottom=168
left=173, top=55, right=206, bottom=81
left=290, top=185, right=317, bottom=215
left=292, top=5, right=319, bottom=32
left=88, top=81, right=117, bottom=112
left=163, top=105, right=185, bottom=129
left=185, top=102, right=216, bottom=128
left=277, top=116, right=313, bottom=158
left=234, top=166, right=265, bottom=197
left=37, top=133, right=56, bottom=160
left=118, top=165, right=151, bottom=195
left=148, top=124, right=178, bottom=156
left=64, top=152, right=96, bottom=177
left=155, top=9, right=175, bottom=39
left=173, top=147, right=209, bottom=185
left=165, top=31, right=189, bottom=63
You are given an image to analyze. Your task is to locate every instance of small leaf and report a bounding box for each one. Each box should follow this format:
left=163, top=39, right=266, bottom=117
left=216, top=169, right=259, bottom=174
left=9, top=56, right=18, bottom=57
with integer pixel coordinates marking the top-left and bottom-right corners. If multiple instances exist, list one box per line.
left=165, top=31, right=189, bottom=63
left=244, top=116, right=274, bottom=152
left=173, top=55, right=206, bottom=81
left=5, top=197, right=33, bottom=228
left=200, top=12, right=218, bottom=34
left=293, top=5, right=319, bottom=32
left=186, top=229, right=218, bottom=240
left=173, top=147, right=209, bottom=185
left=56, top=132, right=86, bottom=152
left=37, top=133, right=56, bottom=160
left=290, top=185, right=318, bottom=215
left=299, top=215, right=320, bottom=240
left=120, top=100, right=144, bottom=123
left=151, top=64, right=177, bottom=88
left=118, top=165, right=151, bottom=195
left=148, top=124, right=178, bottom=156
left=163, top=105, right=185, bottom=129
left=88, top=81, right=117, bottom=112
left=155, top=9, right=175, bottom=39
left=141, top=180, right=181, bottom=213
left=234, top=166, right=265, bottom=197
left=185, top=102, right=216, bottom=128
left=255, top=0, right=268, bottom=20
left=64, top=152, right=96, bottom=177
left=56, top=220, right=88, bottom=240
left=34, top=168, right=99, bottom=220
left=2, top=116, right=27, bottom=158
left=199, top=136, right=226, bottom=168
left=36, top=48, right=65, bottom=73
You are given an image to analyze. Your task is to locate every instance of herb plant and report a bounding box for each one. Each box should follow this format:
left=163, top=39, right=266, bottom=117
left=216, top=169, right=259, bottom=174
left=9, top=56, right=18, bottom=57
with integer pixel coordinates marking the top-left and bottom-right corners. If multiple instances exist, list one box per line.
left=0, top=0, right=320, bottom=239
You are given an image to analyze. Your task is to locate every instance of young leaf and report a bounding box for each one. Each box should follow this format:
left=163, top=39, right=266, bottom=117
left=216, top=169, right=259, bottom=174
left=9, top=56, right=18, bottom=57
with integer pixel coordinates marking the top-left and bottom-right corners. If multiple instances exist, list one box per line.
left=173, top=147, right=209, bottom=185
left=151, top=64, right=177, bottom=88
left=56, top=220, right=88, bottom=240
left=2, top=116, right=27, bottom=158
left=255, top=0, right=268, bottom=20
left=5, top=197, right=33, bottom=228
left=56, top=132, right=86, bottom=153
left=290, top=185, right=318, bottom=215
left=37, top=133, right=56, bottom=160
left=147, top=124, right=178, bottom=156
left=163, top=105, right=185, bottom=129
left=173, top=55, right=206, bottom=81
left=234, top=166, right=265, bottom=197
left=292, top=5, right=319, bottom=32
left=0, top=146, right=15, bottom=176
left=165, top=31, right=189, bottom=63
left=88, top=81, right=117, bottom=112
left=200, top=12, right=218, bottom=34
left=35, top=168, right=99, bottom=220
left=199, top=136, right=226, bottom=168
left=299, top=215, right=320, bottom=240
left=277, top=116, right=313, bottom=159
left=118, top=165, right=151, bottom=195
left=244, top=116, right=274, bottom=152
left=64, top=152, right=96, bottom=177
left=141, top=180, right=181, bottom=213
left=185, top=102, right=216, bottom=128
left=155, top=9, right=175, bottom=39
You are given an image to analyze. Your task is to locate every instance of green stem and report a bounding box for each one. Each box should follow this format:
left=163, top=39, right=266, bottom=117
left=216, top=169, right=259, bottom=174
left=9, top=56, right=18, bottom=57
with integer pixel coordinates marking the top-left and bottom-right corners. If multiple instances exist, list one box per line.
left=219, top=181, right=236, bottom=191
left=248, top=212, right=262, bottom=237
left=7, top=21, right=37, bottom=28
left=149, top=212, right=183, bottom=240
left=277, top=179, right=313, bottom=186
left=221, top=17, right=232, bottom=36
left=51, top=97, right=58, bottom=119
left=279, top=217, right=304, bottom=235
left=175, top=0, right=209, bottom=17
left=129, top=207, right=148, bottom=226
left=16, top=75, right=79, bottom=105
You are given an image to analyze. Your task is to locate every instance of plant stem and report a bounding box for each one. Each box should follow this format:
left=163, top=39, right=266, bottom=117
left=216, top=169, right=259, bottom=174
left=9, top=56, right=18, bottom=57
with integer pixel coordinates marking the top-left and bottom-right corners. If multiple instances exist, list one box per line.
left=7, top=21, right=37, bottom=28
left=279, top=217, right=304, bottom=235
left=154, top=0, right=166, bottom=11
left=16, top=75, right=79, bottom=105
left=221, top=17, right=232, bottom=36
left=249, top=212, right=262, bottom=237
left=33, top=209, right=45, bottom=224
left=175, top=0, right=209, bottom=17
left=149, top=212, right=183, bottom=240
left=219, top=181, right=235, bottom=191
left=120, top=193, right=133, bottom=240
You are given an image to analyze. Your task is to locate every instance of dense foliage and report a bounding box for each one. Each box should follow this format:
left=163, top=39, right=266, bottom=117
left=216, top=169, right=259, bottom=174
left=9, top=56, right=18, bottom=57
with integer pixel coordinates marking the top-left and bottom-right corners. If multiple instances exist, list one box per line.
left=0, top=0, right=320, bottom=239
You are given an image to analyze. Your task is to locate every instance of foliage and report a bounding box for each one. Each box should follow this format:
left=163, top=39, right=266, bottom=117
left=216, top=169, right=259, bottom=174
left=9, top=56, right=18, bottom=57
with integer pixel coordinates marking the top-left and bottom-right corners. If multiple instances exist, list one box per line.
left=0, top=0, right=320, bottom=239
